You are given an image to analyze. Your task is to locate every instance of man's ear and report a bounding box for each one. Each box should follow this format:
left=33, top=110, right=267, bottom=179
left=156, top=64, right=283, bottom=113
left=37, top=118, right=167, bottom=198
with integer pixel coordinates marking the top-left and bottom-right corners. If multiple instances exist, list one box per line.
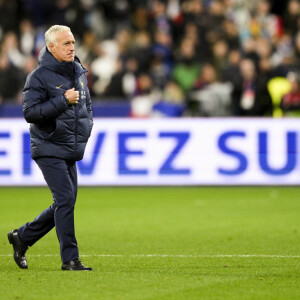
left=49, top=42, right=55, bottom=53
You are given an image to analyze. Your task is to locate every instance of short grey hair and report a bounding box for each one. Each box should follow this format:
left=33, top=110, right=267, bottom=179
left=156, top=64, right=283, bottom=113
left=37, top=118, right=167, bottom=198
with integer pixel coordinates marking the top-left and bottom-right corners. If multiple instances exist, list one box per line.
left=45, top=25, right=71, bottom=52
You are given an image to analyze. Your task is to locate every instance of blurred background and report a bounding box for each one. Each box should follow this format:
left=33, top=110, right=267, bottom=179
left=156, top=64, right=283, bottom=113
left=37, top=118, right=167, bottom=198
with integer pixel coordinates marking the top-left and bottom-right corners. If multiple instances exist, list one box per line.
left=0, top=0, right=299, bottom=118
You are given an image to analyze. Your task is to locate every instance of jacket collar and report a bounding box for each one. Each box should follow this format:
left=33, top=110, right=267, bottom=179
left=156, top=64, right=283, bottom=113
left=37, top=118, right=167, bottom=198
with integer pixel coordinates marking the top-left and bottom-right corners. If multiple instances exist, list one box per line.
left=38, top=47, right=86, bottom=77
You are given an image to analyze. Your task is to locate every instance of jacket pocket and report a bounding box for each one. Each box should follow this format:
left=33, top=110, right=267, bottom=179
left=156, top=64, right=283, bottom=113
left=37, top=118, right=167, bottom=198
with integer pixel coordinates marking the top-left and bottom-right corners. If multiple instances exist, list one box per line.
left=32, top=124, right=55, bottom=141
left=48, top=119, right=67, bottom=143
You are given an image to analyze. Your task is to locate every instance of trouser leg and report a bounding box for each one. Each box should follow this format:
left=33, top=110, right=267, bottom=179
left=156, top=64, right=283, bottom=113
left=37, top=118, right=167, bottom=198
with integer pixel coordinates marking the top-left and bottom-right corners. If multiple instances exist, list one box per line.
left=18, top=203, right=55, bottom=246
left=18, top=157, right=79, bottom=263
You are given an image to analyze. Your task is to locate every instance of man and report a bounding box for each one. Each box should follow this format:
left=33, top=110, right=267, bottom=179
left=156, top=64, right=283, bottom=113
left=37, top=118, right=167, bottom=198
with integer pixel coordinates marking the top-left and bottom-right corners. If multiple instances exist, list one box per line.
left=7, top=25, right=93, bottom=271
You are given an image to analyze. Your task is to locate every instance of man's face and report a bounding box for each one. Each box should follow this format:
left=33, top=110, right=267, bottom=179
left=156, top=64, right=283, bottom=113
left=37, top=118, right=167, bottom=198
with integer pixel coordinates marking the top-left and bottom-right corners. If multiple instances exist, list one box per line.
left=49, top=30, right=75, bottom=62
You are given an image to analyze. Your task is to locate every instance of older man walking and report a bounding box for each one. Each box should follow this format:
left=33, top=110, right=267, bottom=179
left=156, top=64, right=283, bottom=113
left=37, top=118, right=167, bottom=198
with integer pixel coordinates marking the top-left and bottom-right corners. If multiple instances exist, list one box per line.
left=7, top=25, right=93, bottom=271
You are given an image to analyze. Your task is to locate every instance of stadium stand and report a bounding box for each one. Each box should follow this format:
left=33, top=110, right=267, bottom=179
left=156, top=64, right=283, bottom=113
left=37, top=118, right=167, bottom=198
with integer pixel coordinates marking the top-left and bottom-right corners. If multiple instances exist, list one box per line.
left=0, top=0, right=299, bottom=117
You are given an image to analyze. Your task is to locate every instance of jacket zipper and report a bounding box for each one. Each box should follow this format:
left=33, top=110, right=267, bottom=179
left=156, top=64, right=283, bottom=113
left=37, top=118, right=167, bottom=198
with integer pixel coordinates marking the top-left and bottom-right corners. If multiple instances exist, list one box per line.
left=74, top=76, right=78, bottom=154
left=74, top=70, right=87, bottom=155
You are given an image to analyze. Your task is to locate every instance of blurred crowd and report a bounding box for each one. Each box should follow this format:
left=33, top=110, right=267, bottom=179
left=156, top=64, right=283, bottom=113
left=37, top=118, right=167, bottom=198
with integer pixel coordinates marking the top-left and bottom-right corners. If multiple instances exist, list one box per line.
left=1, top=0, right=300, bottom=117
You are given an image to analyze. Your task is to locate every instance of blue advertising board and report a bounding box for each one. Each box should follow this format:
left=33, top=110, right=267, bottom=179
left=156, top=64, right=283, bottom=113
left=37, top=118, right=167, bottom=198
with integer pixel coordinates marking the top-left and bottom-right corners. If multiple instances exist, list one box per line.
left=0, top=118, right=299, bottom=185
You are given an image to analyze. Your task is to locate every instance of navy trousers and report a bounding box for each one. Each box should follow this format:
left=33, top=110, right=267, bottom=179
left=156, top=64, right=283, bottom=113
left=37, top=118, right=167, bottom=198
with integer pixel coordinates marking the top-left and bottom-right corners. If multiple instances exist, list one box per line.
left=18, top=157, right=79, bottom=263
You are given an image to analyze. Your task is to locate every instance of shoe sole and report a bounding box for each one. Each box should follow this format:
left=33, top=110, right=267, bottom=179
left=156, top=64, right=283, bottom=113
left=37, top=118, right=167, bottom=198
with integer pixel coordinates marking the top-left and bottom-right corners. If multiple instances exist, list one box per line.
left=62, top=267, right=93, bottom=271
left=62, top=269, right=93, bottom=271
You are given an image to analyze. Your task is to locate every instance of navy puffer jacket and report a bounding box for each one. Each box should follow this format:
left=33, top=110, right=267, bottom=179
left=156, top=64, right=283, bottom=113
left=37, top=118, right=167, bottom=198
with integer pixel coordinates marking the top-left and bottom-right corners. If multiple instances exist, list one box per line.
left=23, top=47, right=93, bottom=161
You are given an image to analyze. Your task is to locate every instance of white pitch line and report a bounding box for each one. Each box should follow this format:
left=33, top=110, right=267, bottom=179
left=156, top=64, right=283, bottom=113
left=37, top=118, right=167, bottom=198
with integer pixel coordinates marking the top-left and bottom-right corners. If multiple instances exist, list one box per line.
left=1, top=254, right=300, bottom=258
left=83, top=254, right=300, bottom=258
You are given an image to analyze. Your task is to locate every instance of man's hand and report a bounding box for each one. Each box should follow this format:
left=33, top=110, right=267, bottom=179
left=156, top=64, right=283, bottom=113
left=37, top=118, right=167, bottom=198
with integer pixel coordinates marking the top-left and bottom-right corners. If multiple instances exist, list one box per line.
left=64, top=88, right=79, bottom=104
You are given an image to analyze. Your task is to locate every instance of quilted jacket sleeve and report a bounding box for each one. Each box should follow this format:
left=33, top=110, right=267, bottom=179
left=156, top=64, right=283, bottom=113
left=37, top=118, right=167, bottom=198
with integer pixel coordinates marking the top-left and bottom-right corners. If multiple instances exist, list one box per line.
left=22, top=71, right=68, bottom=123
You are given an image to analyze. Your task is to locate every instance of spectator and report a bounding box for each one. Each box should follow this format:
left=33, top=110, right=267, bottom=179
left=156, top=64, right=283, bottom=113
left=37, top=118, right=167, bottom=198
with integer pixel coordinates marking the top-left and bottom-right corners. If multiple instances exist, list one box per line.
left=271, top=34, right=294, bottom=70
left=293, top=31, right=300, bottom=68
left=241, top=37, right=260, bottom=66
left=129, top=31, right=152, bottom=73
left=0, top=52, right=23, bottom=103
left=283, top=0, right=300, bottom=36
left=90, top=40, right=119, bottom=95
left=211, top=39, right=229, bottom=76
left=131, top=6, right=150, bottom=32
left=0, top=0, right=18, bottom=37
left=172, top=37, right=201, bottom=92
left=19, top=19, right=35, bottom=56
left=254, top=0, right=281, bottom=40
left=221, top=49, right=241, bottom=87
left=206, top=0, right=226, bottom=44
left=1, top=32, right=26, bottom=69
left=258, top=57, right=274, bottom=83
left=150, top=0, right=172, bottom=35
left=231, top=58, right=272, bottom=116
left=222, top=18, right=240, bottom=50
left=188, top=63, right=233, bottom=116
left=22, top=55, right=37, bottom=78
left=104, top=58, right=136, bottom=99
left=162, top=80, right=184, bottom=105
left=281, top=72, right=300, bottom=116
left=76, top=30, right=98, bottom=66
left=166, top=0, right=181, bottom=20
left=150, top=29, right=173, bottom=88
left=131, top=73, right=160, bottom=117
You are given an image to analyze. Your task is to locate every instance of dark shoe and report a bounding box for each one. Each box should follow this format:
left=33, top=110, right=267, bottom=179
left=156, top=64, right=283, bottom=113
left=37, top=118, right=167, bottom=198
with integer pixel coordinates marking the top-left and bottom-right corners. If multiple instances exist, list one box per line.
left=7, top=229, right=28, bottom=269
left=62, top=259, right=93, bottom=271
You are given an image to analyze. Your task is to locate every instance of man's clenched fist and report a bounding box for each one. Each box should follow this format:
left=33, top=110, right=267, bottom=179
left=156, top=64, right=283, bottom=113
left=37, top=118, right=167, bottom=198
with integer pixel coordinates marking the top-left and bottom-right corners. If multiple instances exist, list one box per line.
left=64, top=88, right=79, bottom=104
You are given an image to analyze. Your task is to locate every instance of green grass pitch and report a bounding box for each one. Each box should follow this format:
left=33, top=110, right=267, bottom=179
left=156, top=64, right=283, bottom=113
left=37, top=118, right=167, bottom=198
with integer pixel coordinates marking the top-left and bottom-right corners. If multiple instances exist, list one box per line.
left=1, top=187, right=300, bottom=299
